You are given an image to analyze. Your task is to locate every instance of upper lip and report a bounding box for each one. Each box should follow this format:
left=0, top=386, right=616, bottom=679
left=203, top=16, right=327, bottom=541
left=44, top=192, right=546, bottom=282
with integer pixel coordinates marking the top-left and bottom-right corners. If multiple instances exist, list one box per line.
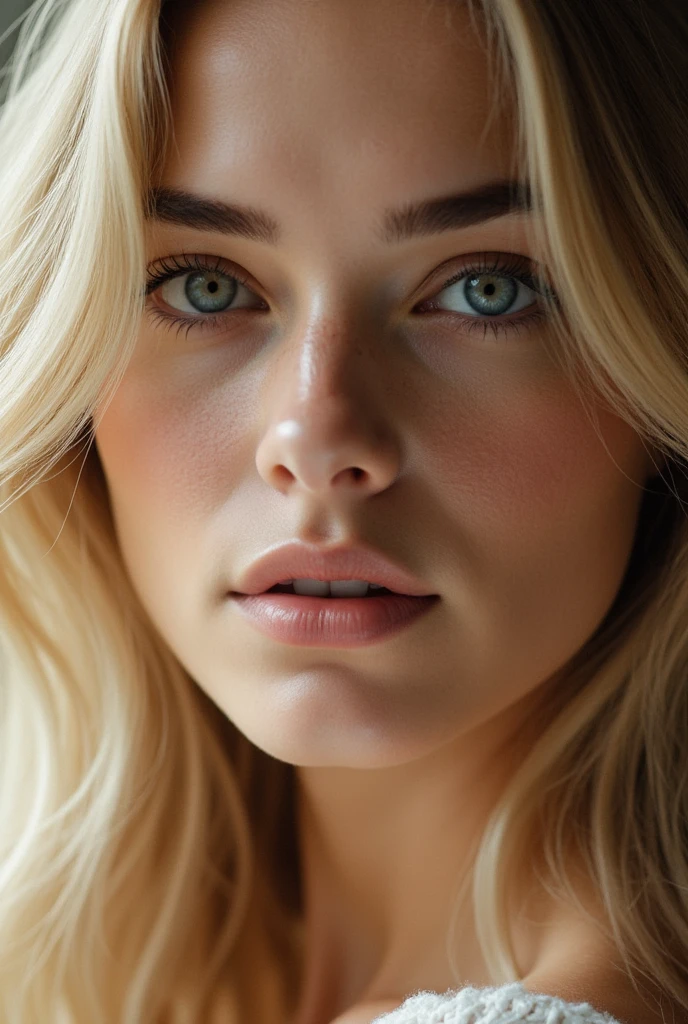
left=231, top=542, right=437, bottom=597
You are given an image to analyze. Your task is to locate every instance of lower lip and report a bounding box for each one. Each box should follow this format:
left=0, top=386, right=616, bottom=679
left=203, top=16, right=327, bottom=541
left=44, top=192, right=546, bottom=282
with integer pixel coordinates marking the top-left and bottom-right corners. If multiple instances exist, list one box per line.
left=229, top=592, right=440, bottom=647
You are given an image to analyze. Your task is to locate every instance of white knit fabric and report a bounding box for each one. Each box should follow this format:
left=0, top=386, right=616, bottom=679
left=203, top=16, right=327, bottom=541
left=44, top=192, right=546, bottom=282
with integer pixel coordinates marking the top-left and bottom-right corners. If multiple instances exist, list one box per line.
left=369, top=981, right=624, bottom=1024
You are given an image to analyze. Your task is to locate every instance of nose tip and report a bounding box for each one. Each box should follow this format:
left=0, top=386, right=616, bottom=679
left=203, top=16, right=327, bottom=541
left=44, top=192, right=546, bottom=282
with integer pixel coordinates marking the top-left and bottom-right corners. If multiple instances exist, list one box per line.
left=256, top=414, right=401, bottom=499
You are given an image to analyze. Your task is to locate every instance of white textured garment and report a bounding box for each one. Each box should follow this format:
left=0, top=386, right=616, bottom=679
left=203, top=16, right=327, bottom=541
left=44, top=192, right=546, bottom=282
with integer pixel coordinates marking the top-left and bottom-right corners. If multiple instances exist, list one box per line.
left=369, top=981, right=625, bottom=1024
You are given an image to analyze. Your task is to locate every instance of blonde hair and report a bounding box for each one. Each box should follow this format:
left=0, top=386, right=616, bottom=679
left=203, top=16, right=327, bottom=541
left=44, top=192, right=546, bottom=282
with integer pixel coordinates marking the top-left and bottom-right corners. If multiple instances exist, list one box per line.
left=0, top=0, right=687, bottom=1020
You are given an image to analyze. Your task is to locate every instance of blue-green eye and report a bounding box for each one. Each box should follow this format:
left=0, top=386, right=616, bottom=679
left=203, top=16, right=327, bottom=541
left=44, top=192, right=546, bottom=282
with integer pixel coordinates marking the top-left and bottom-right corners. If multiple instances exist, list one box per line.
left=170, top=269, right=238, bottom=313
left=413, top=252, right=558, bottom=341
left=443, top=273, right=529, bottom=317
left=145, top=253, right=265, bottom=326
left=144, top=250, right=558, bottom=344
left=157, top=268, right=260, bottom=315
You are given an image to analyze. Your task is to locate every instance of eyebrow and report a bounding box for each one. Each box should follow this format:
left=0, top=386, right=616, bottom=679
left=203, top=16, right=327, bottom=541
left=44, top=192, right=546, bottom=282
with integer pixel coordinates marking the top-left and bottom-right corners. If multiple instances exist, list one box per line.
left=146, top=179, right=533, bottom=246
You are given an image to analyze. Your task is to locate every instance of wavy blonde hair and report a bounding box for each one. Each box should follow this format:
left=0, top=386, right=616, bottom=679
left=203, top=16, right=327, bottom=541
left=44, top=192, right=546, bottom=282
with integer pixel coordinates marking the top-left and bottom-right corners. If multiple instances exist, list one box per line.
left=0, top=0, right=687, bottom=1020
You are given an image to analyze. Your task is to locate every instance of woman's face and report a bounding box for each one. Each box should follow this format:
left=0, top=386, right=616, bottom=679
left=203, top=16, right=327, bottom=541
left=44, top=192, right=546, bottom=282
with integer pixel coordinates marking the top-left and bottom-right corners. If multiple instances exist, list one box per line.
left=94, top=0, right=657, bottom=767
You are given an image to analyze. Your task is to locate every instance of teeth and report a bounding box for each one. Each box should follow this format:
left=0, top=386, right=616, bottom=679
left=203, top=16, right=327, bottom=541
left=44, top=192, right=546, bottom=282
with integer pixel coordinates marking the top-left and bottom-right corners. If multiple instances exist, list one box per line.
left=273, top=578, right=390, bottom=596
left=290, top=578, right=374, bottom=597
left=292, top=579, right=332, bottom=596
left=330, top=580, right=371, bottom=598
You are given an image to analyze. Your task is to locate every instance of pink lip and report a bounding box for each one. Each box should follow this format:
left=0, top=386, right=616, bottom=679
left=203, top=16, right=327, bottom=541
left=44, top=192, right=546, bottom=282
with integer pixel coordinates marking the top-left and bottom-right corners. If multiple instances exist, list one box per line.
left=233, top=541, right=434, bottom=597
left=229, top=591, right=440, bottom=647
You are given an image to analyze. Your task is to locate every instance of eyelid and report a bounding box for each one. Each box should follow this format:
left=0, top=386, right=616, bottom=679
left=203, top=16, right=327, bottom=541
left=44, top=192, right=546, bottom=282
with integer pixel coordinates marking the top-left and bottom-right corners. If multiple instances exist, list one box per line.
left=418, top=250, right=547, bottom=306
left=145, top=249, right=548, bottom=302
left=143, top=249, right=557, bottom=343
left=144, top=251, right=263, bottom=299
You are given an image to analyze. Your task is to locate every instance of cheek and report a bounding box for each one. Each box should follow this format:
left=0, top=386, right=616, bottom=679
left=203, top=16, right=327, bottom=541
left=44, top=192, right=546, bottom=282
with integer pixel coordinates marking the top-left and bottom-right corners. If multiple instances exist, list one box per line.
left=94, top=358, right=241, bottom=520
left=92, top=371, right=235, bottom=627
left=424, top=344, right=648, bottom=545
left=423, top=368, right=648, bottom=671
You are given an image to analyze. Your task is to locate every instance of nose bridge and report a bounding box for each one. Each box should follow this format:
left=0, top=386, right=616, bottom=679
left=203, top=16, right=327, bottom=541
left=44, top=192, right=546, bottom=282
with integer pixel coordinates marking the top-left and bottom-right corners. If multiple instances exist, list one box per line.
left=264, top=304, right=375, bottom=458
left=278, top=302, right=370, bottom=408
left=254, top=294, right=402, bottom=498
left=265, top=242, right=384, bottom=410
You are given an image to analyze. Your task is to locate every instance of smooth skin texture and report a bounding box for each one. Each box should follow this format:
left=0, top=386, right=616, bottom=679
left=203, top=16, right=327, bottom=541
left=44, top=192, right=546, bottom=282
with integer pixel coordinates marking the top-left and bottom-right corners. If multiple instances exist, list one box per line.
left=93, top=1, right=671, bottom=1022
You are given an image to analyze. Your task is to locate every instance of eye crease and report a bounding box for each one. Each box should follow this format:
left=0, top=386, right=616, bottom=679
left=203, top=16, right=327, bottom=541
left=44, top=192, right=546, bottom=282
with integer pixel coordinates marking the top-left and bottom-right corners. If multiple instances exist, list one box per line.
left=144, top=250, right=558, bottom=344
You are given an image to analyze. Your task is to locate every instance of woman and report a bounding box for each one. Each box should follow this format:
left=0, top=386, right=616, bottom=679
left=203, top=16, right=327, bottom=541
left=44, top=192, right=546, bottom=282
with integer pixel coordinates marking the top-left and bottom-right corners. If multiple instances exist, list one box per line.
left=0, top=0, right=687, bottom=1021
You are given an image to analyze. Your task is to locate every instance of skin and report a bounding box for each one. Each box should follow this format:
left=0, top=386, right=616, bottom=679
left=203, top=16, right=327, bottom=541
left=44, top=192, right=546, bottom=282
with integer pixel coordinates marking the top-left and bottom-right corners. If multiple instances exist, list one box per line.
left=92, top=1, right=670, bottom=1021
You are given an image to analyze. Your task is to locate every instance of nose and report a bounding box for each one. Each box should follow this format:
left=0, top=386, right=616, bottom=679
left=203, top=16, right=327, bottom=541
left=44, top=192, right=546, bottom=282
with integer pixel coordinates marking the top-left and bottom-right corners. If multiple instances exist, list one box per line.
left=254, top=313, right=402, bottom=502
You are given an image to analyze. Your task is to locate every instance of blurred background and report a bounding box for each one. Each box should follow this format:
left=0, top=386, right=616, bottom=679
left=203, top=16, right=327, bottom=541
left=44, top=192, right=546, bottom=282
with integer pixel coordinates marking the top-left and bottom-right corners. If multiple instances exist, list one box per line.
left=0, top=0, right=33, bottom=78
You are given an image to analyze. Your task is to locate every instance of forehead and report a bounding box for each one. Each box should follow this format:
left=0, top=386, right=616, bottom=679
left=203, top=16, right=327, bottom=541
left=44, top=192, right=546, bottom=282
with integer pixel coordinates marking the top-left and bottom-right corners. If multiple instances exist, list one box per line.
left=157, top=0, right=519, bottom=246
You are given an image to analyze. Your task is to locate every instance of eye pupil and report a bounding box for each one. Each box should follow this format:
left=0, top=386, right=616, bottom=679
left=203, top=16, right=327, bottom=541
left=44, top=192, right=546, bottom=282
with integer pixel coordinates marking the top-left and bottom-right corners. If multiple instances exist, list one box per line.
left=184, top=270, right=236, bottom=312
left=465, top=273, right=517, bottom=316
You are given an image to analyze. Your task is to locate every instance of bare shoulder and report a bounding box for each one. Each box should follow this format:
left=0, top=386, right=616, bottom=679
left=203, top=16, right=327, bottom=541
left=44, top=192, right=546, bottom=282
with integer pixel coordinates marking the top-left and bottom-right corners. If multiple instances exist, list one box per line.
left=522, top=965, right=688, bottom=1024
left=518, top=877, right=688, bottom=1024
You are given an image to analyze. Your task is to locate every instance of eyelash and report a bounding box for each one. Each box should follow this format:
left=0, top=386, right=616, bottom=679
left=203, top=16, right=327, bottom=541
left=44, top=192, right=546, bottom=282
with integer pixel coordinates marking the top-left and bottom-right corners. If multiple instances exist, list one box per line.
left=144, top=251, right=557, bottom=342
